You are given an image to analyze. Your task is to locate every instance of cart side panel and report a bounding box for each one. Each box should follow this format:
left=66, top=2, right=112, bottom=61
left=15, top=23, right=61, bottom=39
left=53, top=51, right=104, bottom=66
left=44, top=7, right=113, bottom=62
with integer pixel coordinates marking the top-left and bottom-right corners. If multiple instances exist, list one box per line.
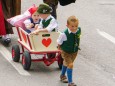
left=18, top=27, right=32, bottom=50
left=30, top=32, right=60, bottom=52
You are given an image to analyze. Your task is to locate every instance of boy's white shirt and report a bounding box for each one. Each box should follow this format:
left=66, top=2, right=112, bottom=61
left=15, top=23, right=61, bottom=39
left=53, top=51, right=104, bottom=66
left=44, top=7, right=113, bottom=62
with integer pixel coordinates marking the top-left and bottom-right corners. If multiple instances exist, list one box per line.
left=57, top=28, right=78, bottom=45
left=23, top=18, right=40, bottom=32
left=38, top=15, right=58, bottom=32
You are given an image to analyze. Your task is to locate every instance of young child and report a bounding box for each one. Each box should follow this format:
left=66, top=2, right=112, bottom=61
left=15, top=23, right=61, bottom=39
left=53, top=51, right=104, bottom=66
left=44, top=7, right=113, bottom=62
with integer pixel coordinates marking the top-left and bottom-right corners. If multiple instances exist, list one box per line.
left=30, top=3, right=58, bottom=35
left=23, top=7, right=41, bottom=33
left=57, top=16, right=81, bottom=86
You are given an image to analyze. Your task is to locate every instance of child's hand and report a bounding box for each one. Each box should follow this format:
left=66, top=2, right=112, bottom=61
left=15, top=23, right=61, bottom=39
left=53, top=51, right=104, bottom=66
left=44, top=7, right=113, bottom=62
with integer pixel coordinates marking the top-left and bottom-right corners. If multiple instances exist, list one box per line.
left=35, top=24, right=39, bottom=30
left=30, top=29, right=39, bottom=35
left=30, top=23, right=34, bottom=28
left=57, top=45, right=62, bottom=52
left=25, top=23, right=34, bottom=29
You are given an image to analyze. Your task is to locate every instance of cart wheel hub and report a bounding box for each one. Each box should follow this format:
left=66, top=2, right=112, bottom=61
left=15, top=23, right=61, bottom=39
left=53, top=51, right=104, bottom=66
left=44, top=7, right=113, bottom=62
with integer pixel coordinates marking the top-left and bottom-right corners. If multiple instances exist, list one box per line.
left=12, top=49, right=15, bottom=58
left=22, top=56, right=25, bottom=65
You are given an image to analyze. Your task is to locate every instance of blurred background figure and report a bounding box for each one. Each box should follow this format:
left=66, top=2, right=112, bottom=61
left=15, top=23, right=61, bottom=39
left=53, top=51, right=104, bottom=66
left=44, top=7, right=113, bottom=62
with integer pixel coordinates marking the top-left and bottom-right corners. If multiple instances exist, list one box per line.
left=0, top=0, right=21, bottom=45
left=43, top=0, right=58, bottom=19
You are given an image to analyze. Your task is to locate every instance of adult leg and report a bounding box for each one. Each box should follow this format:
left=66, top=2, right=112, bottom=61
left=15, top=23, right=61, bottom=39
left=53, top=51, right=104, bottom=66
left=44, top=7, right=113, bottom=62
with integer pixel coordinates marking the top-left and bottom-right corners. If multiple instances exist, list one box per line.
left=50, top=4, right=58, bottom=19
left=43, top=0, right=58, bottom=19
left=0, top=1, right=6, bottom=36
left=1, top=0, right=21, bottom=45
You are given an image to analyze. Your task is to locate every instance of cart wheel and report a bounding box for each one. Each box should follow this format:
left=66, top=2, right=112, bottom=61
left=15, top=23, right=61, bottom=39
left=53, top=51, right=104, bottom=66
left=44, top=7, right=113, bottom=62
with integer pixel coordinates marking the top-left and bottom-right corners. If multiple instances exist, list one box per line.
left=47, top=53, right=56, bottom=59
left=57, top=54, right=63, bottom=69
left=12, top=45, right=20, bottom=62
left=22, top=51, right=31, bottom=70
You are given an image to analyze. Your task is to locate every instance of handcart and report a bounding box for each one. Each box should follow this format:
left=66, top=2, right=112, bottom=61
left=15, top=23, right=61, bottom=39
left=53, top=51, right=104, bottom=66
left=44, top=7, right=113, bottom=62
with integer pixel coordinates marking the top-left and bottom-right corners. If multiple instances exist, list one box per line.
left=11, top=27, right=63, bottom=70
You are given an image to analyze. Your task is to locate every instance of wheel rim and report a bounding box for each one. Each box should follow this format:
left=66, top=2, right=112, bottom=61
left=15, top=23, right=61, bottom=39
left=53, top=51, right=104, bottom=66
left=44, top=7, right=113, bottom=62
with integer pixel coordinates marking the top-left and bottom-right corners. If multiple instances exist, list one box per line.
left=12, top=49, right=15, bottom=59
left=22, top=56, right=25, bottom=65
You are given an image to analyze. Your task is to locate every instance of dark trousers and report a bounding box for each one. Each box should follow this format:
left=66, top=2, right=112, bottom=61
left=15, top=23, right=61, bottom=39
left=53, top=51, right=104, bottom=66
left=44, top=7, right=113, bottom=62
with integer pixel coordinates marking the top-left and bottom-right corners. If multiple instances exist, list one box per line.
left=50, top=4, right=57, bottom=19
left=43, top=0, right=58, bottom=19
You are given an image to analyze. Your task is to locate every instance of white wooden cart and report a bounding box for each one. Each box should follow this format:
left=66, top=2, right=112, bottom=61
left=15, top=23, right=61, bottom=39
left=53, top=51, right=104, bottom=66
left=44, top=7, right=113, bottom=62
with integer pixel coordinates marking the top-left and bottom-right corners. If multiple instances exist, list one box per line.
left=12, top=27, right=63, bottom=70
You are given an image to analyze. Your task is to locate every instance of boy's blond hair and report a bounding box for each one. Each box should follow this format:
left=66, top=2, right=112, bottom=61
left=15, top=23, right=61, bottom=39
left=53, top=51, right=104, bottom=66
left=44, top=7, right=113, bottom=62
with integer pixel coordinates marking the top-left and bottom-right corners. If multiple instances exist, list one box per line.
left=67, top=16, right=79, bottom=26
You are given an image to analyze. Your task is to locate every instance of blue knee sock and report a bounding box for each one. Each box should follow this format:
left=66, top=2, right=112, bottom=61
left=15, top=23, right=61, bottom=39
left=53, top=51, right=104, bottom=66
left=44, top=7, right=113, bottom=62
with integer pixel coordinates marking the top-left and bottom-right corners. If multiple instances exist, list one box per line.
left=61, top=65, right=67, bottom=76
left=67, top=68, right=73, bottom=83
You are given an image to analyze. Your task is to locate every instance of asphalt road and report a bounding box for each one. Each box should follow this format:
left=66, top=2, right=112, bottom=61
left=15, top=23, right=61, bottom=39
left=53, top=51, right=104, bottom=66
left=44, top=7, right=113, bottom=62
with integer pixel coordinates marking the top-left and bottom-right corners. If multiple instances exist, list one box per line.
left=0, top=0, right=115, bottom=86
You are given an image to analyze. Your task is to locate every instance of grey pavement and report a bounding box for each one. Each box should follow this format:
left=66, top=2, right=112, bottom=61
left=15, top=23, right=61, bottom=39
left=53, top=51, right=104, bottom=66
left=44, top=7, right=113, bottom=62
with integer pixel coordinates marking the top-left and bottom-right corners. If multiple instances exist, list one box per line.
left=0, top=0, right=115, bottom=86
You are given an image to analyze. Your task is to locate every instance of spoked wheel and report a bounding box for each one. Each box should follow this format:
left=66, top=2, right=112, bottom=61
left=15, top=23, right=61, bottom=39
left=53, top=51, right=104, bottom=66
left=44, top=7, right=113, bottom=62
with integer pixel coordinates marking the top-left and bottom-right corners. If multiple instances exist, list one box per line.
left=57, top=54, right=63, bottom=69
left=12, top=45, right=20, bottom=62
left=22, top=51, right=31, bottom=70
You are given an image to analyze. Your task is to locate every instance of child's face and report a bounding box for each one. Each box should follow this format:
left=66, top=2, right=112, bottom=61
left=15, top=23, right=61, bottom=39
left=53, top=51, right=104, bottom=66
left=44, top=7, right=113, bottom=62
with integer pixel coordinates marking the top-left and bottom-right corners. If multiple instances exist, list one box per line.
left=32, top=12, right=40, bottom=22
left=39, top=14, right=50, bottom=19
left=67, top=22, right=78, bottom=33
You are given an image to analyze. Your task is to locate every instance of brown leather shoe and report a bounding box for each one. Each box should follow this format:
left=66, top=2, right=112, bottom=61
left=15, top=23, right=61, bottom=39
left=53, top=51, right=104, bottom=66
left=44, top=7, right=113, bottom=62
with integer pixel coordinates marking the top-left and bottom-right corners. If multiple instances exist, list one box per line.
left=68, top=83, right=77, bottom=86
left=60, top=75, right=68, bottom=83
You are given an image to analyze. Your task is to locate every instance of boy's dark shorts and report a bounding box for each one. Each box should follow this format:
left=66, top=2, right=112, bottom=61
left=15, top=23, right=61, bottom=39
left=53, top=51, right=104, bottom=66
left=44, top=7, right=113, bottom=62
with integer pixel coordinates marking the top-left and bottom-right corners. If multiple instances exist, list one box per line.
left=61, top=51, right=78, bottom=66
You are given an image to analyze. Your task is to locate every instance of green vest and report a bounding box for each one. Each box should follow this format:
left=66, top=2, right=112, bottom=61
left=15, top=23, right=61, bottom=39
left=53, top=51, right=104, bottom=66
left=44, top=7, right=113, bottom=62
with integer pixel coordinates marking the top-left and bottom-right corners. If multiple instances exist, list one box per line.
left=42, top=18, right=55, bottom=31
left=61, top=27, right=81, bottom=53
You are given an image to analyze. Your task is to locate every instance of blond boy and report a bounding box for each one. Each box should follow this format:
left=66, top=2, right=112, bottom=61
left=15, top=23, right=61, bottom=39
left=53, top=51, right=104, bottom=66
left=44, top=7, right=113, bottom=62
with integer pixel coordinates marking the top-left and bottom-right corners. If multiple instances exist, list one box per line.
left=57, top=16, right=81, bottom=86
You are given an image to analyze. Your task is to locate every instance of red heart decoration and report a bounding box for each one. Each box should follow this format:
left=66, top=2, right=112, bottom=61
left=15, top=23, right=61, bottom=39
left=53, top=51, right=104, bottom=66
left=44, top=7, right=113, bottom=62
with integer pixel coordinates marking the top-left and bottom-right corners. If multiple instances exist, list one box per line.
left=21, top=30, right=27, bottom=43
left=42, top=38, right=51, bottom=47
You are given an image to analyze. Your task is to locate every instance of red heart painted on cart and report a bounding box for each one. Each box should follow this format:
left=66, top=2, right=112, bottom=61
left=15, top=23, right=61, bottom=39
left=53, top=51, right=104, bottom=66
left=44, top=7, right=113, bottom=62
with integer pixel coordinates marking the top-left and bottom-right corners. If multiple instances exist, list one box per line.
left=42, top=38, right=51, bottom=47
left=21, top=30, right=27, bottom=43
